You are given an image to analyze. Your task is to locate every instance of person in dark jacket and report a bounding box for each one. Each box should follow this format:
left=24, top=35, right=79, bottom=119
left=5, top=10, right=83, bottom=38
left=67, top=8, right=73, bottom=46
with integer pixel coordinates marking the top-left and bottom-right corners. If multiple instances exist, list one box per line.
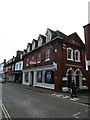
left=71, top=80, right=77, bottom=98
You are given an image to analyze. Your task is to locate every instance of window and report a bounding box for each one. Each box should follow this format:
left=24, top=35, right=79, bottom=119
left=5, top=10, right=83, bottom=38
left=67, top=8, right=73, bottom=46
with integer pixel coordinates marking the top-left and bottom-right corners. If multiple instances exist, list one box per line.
left=45, top=71, right=54, bottom=84
left=25, top=72, right=29, bottom=82
left=37, top=71, right=42, bottom=82
left=26, top=58, right=29, bottom=66
left=32, top=41, right=35, bottom=50
left=19, top=63, right=21, bottom=69
left=37, top=53, right=41, bottom=63
left=67, top=48, right=73, bottom=60
left=75, top=50, right=80, bottom=62
left=27, top=45, right=30, bottom=53
left=46, top=30, right=52, bottom=42
left=32, top=56, right=34, bottom=60
left=20, top=54, right=22, bottom=59
left=45, top=49, right=50, bottom=61
left=16, top=64, right=18, bottom=69
left=12, top=65, right=14, bottom=71
left=38, top=36, right=42, bottom=47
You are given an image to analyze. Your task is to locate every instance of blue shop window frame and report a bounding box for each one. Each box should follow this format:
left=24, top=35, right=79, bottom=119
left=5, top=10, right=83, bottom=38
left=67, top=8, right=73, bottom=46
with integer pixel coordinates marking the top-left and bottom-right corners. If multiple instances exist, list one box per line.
left=37, top=71, right=42, bottom=82
left=45, top=70, right=54, bottom=84
left=25, top=72, right=29, bottom=82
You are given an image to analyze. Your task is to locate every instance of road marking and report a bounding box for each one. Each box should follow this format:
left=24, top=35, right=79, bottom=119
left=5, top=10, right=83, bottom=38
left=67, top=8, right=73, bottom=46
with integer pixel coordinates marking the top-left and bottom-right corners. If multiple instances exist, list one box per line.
left=0, top=100, right=12, bottom=120
left=73, top=112, right=80, bottom=118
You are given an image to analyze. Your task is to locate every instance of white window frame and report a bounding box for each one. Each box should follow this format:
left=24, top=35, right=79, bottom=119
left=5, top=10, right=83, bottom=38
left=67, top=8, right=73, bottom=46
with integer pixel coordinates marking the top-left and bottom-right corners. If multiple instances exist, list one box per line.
left=19, top=63, right=21, bottom=69
left=37, top=53, right=41, bottom=63
left=32, top=41, right=35, bottom=50
left=27, top=45, right=30, bottom=53
left=26, top=58, right=29, bottom=66
left=74, top=50, right=80, bottom=62
left=16, top=64, right=18, bottom=69
left=46, top=30, right=52, bottom=42
left=45, top=49, right=50, bottom=61
left=67, top=48, right=73, bottom=61
left=38, top=36, right=42, bottom=47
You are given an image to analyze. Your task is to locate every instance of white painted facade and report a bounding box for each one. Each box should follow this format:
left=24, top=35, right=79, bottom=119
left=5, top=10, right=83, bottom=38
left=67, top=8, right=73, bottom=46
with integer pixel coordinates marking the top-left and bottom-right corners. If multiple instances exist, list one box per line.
left=22, top=64, right=55, bottom=89
left=15, top=61, right=23, bottom=71
left=0, top=63, right=4, bottom=78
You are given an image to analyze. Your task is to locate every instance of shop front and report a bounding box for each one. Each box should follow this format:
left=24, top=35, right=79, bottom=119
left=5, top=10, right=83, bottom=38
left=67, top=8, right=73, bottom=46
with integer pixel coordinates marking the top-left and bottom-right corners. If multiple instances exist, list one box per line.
left=22, top=64, right=55, bottom=89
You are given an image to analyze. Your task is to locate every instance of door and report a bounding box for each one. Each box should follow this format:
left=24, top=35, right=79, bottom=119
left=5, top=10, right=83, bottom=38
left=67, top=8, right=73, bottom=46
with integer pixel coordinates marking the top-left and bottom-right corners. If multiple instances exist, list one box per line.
left=30, top=71, right=34, bottom=85
left=67, top=70, right=72, bottom=88
left=76, top=71, right=80, bottom=88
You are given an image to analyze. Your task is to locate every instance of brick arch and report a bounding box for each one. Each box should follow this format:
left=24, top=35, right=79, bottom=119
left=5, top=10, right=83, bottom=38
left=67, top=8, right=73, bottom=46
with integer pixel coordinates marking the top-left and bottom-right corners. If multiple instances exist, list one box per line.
left=66, top=67, right=74, bottom=89
left=74, top=69, right=82, bottom=88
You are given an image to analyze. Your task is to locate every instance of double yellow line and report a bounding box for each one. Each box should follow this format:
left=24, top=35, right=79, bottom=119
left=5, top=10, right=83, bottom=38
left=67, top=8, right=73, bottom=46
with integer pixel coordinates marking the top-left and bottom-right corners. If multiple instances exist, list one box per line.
left=0, top=100, right=12, bottom=120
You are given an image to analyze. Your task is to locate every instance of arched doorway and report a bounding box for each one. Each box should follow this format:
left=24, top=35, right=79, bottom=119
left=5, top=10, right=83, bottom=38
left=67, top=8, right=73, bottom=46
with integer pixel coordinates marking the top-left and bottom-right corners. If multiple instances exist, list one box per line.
left=75, top=69, right=82, bottom=89
left=67, top=69, right=74, bottom=89
left=75, top=69, right=82, bottom=88
left=76, top=71, right=80, bottom=88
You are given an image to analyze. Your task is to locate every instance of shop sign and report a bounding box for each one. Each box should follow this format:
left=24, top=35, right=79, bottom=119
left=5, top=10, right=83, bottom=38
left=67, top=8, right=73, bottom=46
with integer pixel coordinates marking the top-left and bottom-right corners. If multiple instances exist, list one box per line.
left=30, top=59, right=36, bottom=65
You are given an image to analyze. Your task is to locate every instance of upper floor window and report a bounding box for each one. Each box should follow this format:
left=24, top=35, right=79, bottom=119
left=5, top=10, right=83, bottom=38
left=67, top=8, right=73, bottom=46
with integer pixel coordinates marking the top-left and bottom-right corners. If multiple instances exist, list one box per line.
left=20, top=53, right=22, bottom=59
left=46, top=30, right=52, bottom=42
left=32, top=41, right=35, bottom=50
left=75, top=50, right=80, bottom=62
left=16, top=64, right=18, bottom=69
left=27, top=46, right=30, bottom=53
left=38, top=36, right=42, bottom=47
left=26, top=58, right=29, bottom=66
left=37, top=53, right=41, bottom=63
left=45, top=49, right=50, bottom=61
left=32, top=56, right=34, bottom=60
left=12, top=65, right=14, bottom=71
left=19, top=63, right=21, bottom=69
left=67, top=48, right=73, bottom=61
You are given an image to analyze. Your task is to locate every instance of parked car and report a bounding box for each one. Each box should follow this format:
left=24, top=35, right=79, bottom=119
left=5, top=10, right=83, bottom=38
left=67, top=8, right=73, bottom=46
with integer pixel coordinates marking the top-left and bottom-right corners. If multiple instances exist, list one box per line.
left=0, top=77, right=5, bottom=83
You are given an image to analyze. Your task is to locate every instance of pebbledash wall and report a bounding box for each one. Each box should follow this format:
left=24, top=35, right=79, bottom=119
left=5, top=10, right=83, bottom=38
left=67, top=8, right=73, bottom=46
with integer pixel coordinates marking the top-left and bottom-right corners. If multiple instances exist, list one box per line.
left=22, top=28, right=87, bottom=92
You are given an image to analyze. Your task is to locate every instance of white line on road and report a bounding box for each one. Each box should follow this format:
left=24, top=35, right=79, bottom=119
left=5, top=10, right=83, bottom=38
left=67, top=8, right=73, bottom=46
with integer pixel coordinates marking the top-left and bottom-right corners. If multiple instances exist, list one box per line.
left=0, top=100, right=12, bottom=120
left=73, top=112, right=81, bottom=118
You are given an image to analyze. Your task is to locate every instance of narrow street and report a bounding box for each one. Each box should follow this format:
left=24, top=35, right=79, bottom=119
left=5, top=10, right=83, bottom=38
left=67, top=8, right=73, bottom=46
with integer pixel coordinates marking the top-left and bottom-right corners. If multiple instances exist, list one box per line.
left=1, top=82, right=89, bottom=118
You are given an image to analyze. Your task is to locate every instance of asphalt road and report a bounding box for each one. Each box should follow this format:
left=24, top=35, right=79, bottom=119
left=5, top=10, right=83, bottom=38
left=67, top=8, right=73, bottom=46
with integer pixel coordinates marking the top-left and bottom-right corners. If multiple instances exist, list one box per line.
left=1, top=82, right=89, bottom=118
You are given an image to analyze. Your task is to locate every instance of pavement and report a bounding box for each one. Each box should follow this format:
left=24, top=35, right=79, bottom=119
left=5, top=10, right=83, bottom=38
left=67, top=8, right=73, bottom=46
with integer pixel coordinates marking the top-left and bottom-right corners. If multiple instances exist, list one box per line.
left=7, top=82, right=90, bottom=106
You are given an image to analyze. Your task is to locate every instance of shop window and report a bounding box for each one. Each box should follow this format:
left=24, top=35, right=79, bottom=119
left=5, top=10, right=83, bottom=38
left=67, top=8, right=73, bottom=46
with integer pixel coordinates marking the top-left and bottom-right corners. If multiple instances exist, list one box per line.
left=37, top=71, right=42, bottom=82
left=25, top=72, right=29, bottom=82
left=45, top=71, right=54, bottom=84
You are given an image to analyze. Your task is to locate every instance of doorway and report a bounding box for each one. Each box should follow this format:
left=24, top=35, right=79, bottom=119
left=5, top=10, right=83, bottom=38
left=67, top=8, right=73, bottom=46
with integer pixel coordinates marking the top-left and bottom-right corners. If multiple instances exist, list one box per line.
left=75, top=71, right=80, bottom=88
left=30, top=71, right=34, bottom=86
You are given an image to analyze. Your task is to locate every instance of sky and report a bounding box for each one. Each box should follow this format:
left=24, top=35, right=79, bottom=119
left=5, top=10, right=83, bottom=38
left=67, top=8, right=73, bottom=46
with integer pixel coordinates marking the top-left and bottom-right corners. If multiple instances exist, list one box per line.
left=0, top=0, right=89, bottom=63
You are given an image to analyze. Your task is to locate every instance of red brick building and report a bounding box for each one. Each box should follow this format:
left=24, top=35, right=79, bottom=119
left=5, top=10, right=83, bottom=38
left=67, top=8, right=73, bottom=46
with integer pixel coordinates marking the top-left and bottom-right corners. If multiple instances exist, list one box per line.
left=4, top=57, right=15, bottom=82
left=83, top=23, right=90, bottom=89
left=22, top=28, right=87, bottom=92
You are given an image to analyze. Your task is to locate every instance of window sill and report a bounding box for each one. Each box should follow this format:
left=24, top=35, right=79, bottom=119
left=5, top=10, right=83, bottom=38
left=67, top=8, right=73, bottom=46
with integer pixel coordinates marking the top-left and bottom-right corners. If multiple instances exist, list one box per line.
left=37, top=61, right=41, bottom=64
left=67, top=58, right=73, bottom=61
left=45, top=59, right=50, bottom=62
left=75, top=60, right=81, bottom=62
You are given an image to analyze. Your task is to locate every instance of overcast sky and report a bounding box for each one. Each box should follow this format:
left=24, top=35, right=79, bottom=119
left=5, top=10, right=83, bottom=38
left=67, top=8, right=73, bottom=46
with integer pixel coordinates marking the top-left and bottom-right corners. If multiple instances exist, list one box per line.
left=0, top=0, right=89, bottom=63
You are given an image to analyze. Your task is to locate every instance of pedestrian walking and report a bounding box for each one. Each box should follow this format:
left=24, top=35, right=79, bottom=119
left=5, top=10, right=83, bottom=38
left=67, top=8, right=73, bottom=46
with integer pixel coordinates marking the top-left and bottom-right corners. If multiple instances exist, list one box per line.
left=71, top=80, right=77, bottom=98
